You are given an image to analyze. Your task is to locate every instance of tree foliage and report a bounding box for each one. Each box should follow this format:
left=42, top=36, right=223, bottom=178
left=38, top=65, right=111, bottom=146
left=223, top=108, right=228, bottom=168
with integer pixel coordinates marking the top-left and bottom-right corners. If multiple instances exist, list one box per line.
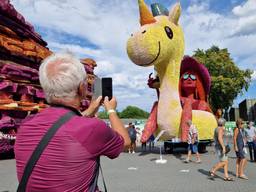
left=120, top=106, right=149, bottom=119
left=193, top=46, right=252, bottom=111
left=97, top=111, right=109, bottom=119
left=98, top=110, right=121, bottom=119
left=98, top=106, right=149, bottom=119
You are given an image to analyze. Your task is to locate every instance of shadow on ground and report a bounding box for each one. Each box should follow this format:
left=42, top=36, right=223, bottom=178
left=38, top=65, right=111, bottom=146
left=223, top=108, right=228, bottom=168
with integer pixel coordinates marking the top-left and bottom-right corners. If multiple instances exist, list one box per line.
left=198, top=168, right=237, bottom=181
left=198, top=168, right=224, bottom=181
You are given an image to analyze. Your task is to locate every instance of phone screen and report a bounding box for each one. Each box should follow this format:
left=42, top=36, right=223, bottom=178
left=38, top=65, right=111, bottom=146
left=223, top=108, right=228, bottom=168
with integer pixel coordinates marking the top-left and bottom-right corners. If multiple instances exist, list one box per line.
left=102, top=77, right=112, bottom=100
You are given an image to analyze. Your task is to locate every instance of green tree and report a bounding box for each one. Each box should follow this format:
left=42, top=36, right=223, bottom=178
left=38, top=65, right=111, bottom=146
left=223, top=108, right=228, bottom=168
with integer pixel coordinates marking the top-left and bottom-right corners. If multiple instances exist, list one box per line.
left=98, top=110, right=121, bottom=119
left=120, top=106, right=149, bottom=119
left=98, top=111, right=108, bottom=119
left=193, top=46, right=252, bottom=112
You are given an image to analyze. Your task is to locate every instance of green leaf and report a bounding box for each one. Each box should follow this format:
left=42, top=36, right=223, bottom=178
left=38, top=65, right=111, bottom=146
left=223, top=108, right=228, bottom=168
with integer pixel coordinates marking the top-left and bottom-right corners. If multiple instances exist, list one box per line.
left=193, top=46, right=253, bottom=111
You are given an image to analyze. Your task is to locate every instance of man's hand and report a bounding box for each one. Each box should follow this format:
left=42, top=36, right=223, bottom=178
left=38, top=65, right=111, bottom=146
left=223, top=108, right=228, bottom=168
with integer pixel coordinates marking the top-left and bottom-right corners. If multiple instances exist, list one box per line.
left=82, top=96, right=102, bottom=117
left=103, top=96, right=117, bottom=111
left=104, top=96, right=131, bottom=148
left=147, top=73, right=160, bottom=89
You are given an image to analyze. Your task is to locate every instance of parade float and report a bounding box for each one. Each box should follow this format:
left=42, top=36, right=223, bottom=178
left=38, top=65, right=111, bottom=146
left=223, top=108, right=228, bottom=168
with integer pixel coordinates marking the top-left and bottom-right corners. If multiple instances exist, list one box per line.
left=127, top=0, right=217, bottom=152
left=0, top=0, right=97, bottom=157
left=80, top=58, right=98, bottom=110
left=0, top=0, right=51, bottom=157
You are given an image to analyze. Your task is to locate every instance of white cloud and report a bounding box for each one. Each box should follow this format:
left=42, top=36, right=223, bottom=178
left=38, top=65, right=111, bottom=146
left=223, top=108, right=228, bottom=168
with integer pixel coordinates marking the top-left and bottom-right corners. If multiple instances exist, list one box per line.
left=94, top=60, right=115, bottom=75
left=232, top=0, right=256, bottom=17
left=234, top=53, right=256, bottom=71
left=252, top=70, right=256, bottom=81
left=232, top=16, right=256, bottom=35
left=48, top=42, right=102, bottom=57
left=231, top=0, right=256, bottom=35
left=187, top=2, right=209, bottom=14
left=11, top=0, right=139, bottom=53
left=10, top=0, right=256, bottom=110
left=111, top=71, right=152, bottom=90
left=181, top=1, right=256, bottom=71
left=224, top=34, right=256, bottom=57
left=182, top=7, right=232, bottom=54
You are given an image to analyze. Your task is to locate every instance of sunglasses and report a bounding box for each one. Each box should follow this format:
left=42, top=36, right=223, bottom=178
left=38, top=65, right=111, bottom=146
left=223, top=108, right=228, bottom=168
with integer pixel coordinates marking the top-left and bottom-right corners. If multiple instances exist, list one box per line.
left=182, top=73, right=197, bottom=81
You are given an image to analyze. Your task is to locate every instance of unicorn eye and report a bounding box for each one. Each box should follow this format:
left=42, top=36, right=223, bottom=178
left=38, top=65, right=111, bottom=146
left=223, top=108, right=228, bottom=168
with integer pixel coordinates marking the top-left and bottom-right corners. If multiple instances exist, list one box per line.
left=164, top=26, right=173, bottom=39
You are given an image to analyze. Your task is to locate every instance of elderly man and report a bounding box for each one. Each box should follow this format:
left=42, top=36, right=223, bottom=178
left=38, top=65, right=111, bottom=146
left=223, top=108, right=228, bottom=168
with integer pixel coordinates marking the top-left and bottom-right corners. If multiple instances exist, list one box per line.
left=15, top=53, right=130, bottom=192
left=245, top=121, right=256, bottom=162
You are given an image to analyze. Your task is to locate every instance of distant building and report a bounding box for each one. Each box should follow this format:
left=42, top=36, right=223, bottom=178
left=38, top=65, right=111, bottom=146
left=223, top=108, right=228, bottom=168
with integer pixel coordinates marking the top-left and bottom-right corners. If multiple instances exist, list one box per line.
left=254, top=104, right=256, bottom=121
left=239, top=99, right=256, bottom=121
left=229, top=107, right=240, bottom=121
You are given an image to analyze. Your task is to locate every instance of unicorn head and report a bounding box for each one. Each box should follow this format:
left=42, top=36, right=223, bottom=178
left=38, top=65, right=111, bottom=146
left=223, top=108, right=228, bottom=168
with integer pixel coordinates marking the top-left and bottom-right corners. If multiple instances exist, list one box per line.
left=127, top=0, right=184, bottom=76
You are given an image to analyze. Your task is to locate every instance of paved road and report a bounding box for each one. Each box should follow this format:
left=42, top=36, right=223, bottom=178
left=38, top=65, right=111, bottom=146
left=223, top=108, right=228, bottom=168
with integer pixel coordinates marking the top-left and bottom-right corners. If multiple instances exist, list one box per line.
left=1, top=146, right=256, bottom=192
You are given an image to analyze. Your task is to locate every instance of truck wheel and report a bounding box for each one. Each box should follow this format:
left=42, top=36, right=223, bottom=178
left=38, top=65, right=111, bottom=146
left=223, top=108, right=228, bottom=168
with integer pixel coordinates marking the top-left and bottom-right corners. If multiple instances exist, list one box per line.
left=198, top=143, right=207, bottom=153
left=164, top=143, right=173, bottom=154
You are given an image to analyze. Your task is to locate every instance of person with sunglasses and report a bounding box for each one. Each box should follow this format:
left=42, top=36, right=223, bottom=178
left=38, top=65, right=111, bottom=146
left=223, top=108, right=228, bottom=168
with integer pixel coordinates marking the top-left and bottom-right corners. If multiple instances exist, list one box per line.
left=179, top=56, right=213, bottom=142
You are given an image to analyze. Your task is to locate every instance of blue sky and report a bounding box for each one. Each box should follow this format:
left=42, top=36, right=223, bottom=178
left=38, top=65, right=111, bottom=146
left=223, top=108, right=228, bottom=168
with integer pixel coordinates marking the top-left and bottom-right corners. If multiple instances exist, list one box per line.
left=11, top=0, right=256, bottom=111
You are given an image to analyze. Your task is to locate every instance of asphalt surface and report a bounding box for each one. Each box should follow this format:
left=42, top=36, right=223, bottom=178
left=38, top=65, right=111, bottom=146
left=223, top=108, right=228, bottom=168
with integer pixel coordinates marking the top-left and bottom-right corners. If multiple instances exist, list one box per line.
left=1, top=145, right=256, bottom=192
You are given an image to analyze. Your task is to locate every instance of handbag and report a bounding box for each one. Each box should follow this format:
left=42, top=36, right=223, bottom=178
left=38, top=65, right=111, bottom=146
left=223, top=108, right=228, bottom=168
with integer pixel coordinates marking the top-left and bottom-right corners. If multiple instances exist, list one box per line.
left=225, top=144, right=231, bottom=154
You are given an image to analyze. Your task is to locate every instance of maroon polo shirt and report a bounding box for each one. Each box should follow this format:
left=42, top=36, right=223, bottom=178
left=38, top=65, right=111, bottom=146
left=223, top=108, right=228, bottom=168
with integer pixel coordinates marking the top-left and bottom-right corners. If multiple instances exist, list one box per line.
left=15, top=106, right=124, bottom=192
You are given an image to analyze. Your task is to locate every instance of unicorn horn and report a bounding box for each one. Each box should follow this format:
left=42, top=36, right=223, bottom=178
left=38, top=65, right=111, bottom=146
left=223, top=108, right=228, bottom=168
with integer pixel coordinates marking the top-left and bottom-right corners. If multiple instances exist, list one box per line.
left=138, top=0, right=156, bottom=26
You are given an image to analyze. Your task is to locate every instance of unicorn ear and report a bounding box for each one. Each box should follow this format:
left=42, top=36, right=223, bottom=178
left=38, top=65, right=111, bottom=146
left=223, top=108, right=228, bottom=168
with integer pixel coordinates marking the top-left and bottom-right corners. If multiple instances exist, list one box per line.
left=169, top=2, right=181, bottom=25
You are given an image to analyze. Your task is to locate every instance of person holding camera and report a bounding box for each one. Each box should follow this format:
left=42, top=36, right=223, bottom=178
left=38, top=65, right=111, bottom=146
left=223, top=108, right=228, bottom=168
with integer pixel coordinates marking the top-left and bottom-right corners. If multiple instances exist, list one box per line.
left=209, top=118, right=233, bottom=181
left=15, top=52, right=131, bottom=192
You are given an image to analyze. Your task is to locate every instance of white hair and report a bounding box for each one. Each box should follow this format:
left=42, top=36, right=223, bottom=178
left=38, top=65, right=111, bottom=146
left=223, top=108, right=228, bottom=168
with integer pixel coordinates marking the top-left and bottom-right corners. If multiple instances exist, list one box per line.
left=249, top=121, right=254, bottom=126
left=39, top=52, right=86, bottom=103
left=218, top=118, right=226, bottom=126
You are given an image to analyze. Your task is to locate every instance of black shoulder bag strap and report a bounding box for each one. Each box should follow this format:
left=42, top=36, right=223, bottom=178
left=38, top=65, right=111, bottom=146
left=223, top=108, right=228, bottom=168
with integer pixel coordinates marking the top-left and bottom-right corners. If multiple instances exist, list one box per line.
left=89, top=157, right=107, bottom=192
left=17, top=111, right=75, bottom=192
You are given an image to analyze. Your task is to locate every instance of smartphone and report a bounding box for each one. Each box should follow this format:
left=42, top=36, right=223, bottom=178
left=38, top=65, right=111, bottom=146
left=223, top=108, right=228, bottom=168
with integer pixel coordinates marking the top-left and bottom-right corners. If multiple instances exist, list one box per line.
left=93, top=77, right=112, bottom=100
left=102, top=77, right=112, bottom=100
